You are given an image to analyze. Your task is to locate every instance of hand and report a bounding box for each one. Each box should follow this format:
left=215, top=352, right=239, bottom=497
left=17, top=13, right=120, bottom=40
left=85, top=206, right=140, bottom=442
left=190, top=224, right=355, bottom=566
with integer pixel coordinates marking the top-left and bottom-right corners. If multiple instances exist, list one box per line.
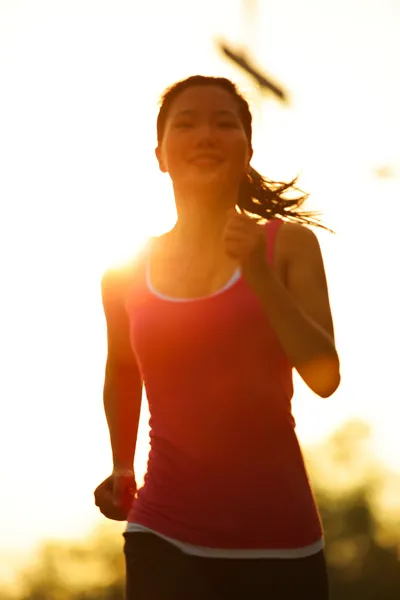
left=94, top=469, right=136, bottom=521
left=223, top=209, right=268, bottom=282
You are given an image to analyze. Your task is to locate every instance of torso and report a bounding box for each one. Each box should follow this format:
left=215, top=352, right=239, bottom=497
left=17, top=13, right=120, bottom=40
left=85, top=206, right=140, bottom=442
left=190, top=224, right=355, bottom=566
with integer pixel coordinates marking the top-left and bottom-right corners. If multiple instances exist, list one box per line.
left=123, top=218, right=323, bottom=550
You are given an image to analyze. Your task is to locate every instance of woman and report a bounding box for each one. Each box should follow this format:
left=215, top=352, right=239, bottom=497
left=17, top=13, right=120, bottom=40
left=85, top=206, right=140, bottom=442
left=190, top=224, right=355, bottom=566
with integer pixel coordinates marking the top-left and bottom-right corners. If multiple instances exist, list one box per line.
left=94, top=75, right=340, bottom=599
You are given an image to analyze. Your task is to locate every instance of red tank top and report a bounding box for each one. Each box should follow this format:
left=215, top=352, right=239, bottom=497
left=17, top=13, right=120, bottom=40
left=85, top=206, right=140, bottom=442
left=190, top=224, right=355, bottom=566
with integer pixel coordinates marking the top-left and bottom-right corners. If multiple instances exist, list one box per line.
left=125, top=220, right=323, bottom=548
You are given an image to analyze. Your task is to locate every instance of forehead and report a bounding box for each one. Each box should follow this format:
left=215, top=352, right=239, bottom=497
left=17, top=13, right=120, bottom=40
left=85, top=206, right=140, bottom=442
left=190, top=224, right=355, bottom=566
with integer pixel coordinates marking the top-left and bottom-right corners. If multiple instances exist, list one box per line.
left=168, top=85, right=240, bottom=117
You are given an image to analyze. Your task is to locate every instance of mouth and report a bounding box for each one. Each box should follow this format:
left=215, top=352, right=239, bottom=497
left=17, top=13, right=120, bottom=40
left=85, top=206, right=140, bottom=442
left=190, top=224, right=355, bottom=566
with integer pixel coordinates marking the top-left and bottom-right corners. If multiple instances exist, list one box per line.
left=189, top=154, right=224, bottom=166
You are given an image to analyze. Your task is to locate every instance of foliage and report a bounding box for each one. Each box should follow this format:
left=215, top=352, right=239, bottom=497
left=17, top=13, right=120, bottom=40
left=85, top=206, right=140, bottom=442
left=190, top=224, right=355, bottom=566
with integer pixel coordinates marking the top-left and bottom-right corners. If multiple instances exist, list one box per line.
left=3, top=421, right=399, bottom=599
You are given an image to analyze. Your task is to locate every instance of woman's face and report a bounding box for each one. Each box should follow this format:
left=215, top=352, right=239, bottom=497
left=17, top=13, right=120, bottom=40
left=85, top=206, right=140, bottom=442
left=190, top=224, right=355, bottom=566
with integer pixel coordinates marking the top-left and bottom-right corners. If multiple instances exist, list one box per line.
left=156, top=85, right=252, bottom=194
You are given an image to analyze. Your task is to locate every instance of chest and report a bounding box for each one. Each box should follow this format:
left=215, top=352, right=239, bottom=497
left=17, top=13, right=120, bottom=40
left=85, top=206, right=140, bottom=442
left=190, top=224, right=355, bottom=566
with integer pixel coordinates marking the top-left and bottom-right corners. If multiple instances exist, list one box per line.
left=147, top=240, right=287, bottom=301
left=128, top=272, right=287, bottom=388
left=148, top=248, right=241, bottom=300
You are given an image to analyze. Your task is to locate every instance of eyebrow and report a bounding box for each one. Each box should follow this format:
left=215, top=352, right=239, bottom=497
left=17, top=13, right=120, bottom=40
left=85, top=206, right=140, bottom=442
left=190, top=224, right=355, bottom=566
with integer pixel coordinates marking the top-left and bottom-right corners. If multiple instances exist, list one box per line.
left=172, top=109, right=239, bottom=119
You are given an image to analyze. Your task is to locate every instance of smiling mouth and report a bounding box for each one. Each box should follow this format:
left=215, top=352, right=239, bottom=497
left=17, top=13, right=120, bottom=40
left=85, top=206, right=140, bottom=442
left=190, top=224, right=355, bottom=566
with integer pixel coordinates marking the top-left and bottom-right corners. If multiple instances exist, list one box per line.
left=190, top=156, right=223, bottom=165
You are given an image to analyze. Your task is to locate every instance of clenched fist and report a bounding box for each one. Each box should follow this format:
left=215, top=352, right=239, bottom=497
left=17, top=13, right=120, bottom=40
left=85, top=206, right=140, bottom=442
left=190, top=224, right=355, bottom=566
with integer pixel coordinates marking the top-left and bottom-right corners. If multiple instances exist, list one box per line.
left=94, top=468, right=136, bottom=521
left=223, top=209, right=269, bottom=283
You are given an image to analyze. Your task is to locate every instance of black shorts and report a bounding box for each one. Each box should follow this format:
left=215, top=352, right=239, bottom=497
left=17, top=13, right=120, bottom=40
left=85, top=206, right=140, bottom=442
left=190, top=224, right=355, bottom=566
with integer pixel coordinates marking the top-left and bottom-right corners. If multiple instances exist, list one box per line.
left=123, top=532, right=330, bottom=600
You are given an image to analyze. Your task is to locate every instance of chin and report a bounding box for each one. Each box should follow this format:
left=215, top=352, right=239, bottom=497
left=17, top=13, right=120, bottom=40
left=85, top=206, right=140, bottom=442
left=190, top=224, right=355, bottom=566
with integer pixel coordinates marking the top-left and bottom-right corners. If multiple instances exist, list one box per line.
left=181, top=171, right=231, bottom=190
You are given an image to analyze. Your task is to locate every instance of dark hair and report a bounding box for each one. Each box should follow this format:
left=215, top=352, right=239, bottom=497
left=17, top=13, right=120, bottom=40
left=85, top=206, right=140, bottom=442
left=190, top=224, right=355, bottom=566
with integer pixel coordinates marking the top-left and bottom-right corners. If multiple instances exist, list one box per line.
left=157, top=75, right=330, bottom=230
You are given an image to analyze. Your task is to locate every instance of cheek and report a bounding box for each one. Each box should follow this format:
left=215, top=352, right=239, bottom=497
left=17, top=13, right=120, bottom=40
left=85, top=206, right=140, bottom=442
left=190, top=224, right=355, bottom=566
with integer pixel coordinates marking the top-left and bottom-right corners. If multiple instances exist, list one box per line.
left=227, top=139, right=250, bottom=171
left=161, top=141, right=185, bottom=172
left=224, top=130, right=249, bottom=157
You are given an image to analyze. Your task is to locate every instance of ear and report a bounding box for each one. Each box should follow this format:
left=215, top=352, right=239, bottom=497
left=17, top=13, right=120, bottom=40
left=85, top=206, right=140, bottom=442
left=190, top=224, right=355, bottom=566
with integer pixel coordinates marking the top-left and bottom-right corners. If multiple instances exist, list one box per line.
left=155, top=146, right=167, bottom=173
left=247, top=145, right=254, bottom=166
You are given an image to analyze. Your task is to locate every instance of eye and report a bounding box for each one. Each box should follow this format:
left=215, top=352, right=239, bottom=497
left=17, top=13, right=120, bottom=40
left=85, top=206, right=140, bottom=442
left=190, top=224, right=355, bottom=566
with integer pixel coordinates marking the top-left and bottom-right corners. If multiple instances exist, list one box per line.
left=217, top=121, right=238, bottom=129
left=174, top=121, right=193, bottom=129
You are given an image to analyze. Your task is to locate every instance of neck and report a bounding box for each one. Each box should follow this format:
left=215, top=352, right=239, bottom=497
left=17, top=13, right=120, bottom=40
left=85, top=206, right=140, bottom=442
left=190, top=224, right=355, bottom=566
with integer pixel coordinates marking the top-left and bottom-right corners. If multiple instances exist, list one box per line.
left=172, top=185, right=237, bottom=248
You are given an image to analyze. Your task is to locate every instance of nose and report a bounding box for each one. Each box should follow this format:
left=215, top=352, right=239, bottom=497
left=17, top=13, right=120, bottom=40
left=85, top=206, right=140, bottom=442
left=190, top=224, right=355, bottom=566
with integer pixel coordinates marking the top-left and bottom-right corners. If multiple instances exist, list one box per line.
left=194, top=123, right=217, bottom=147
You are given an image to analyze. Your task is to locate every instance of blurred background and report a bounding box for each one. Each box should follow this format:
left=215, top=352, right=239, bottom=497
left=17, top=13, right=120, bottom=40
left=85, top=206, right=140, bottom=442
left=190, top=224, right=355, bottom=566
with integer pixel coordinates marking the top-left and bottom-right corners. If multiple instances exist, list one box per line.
left=1, top=0, right=399, bottom=598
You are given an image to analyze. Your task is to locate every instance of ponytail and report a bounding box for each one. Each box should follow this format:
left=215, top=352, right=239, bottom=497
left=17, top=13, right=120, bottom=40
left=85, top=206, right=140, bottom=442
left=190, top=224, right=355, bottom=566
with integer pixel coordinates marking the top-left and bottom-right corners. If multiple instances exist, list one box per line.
left=238, top=168, right=332, bottom=231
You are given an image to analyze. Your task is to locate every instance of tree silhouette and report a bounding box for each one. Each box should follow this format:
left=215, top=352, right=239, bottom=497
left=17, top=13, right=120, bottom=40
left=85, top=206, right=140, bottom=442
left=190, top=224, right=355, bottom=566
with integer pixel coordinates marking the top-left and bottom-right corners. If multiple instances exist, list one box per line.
left=16, top=524, right=125, bottom=600
left=308, top=420, right=400, bottom=599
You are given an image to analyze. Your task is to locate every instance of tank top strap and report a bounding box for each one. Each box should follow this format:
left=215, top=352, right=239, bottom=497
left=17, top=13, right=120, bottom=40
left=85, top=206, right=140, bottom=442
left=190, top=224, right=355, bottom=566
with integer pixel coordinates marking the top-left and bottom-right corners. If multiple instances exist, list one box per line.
left=265, top=219, right=284, bottom=267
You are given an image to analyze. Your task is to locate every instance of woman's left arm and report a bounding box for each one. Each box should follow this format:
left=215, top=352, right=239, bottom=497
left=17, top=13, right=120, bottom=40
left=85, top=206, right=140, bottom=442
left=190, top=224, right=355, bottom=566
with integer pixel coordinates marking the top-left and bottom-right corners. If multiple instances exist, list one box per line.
left=242, top=223, right=341, bottom=398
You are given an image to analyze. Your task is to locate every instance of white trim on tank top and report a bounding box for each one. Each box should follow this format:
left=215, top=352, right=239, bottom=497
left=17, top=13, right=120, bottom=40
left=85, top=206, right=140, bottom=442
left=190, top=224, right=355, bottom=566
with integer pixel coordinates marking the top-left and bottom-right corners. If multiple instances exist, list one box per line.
left=125, top=523, right=324, bottom=559
left=145, top=259, right=241, bottom=302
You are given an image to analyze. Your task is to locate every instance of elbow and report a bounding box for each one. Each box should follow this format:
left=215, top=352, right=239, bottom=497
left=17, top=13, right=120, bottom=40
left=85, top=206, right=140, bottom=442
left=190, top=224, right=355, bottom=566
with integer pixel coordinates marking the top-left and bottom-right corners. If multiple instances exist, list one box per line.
left=316, top=371, right=341, bottom=398
left=298, top=353, right=341, bottom=399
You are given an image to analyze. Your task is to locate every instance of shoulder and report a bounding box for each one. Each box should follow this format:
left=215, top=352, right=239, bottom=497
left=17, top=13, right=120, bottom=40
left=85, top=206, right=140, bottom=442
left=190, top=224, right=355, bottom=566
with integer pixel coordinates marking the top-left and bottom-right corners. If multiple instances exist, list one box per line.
left=102, top=262, right=132, bottom=288
left=275, top=222, right=322, bottom=262
left=277, top=221, right=319, bottom=244
left=101, top=240, right=152, bottom=301
left=272, top=222, right=326, bottom=285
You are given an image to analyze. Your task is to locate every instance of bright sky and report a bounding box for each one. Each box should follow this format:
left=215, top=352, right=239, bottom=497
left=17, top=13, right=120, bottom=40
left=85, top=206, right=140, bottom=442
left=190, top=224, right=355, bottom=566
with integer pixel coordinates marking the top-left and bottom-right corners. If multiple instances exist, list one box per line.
left=1, top=0, right=399, bottom=586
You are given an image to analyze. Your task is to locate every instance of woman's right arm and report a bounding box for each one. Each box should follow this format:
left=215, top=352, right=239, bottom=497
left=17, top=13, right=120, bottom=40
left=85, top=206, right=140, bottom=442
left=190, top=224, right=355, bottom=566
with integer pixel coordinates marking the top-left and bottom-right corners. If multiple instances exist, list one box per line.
left=102, top=267, right=143, bottom=473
